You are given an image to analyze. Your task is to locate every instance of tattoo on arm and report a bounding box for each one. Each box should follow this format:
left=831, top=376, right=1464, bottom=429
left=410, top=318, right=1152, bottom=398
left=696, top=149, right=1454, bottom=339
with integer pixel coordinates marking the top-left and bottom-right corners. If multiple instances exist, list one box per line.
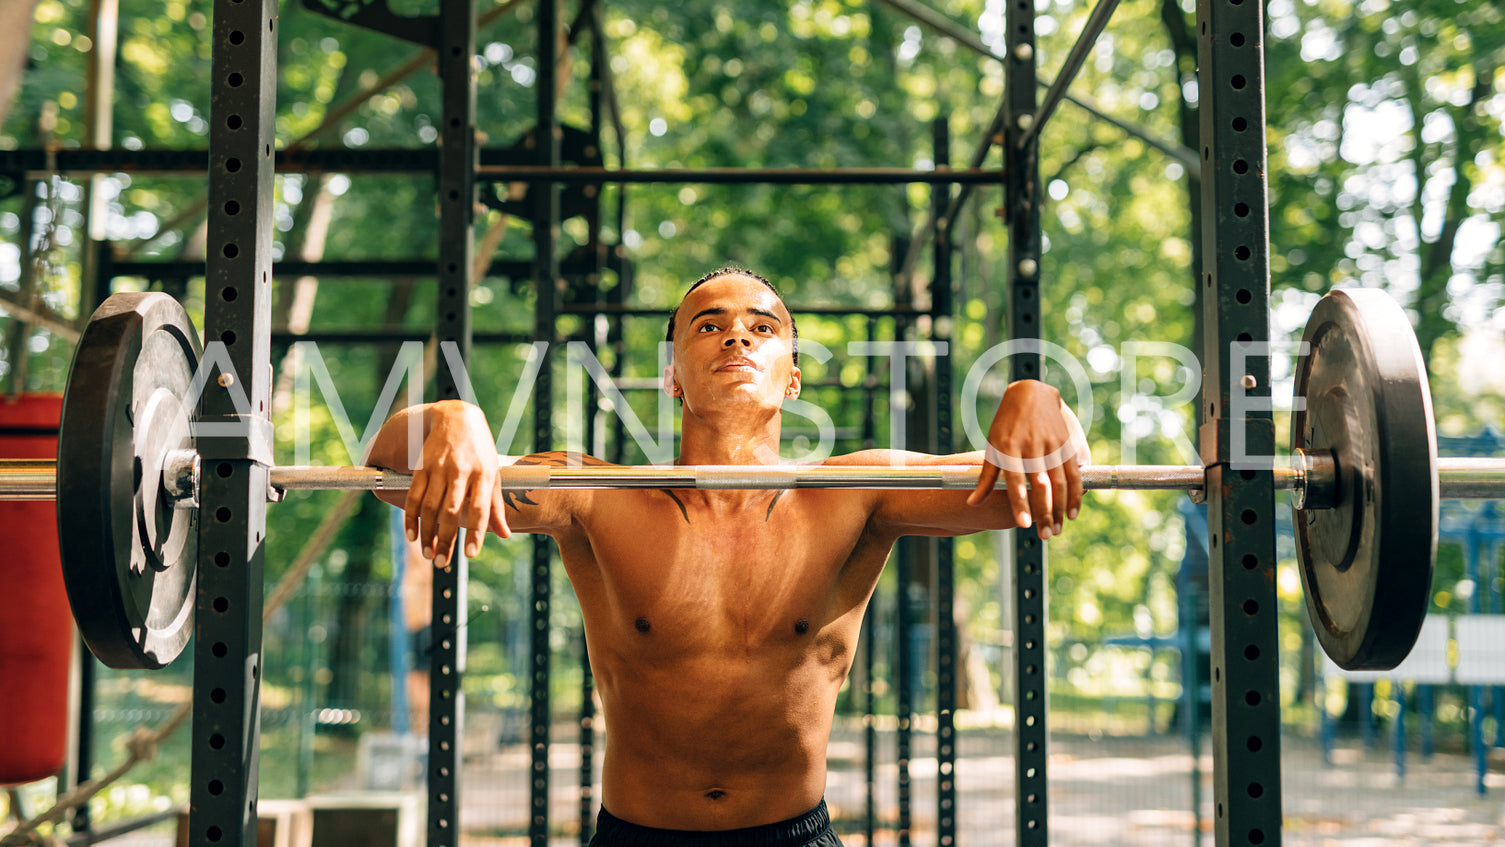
left=654, top=488, right=784, bottom=524
left=662, top=490, right=689, bottom=525
left=765, top=489, right=785, bottom=521
left=501, top=488, right=538, bottom=512
left=500, top=451, right=613, bottom=512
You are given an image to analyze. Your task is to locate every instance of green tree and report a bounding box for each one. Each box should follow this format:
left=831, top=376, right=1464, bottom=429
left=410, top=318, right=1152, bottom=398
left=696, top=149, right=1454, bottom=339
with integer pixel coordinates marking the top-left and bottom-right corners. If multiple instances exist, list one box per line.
left=2, top=5, right=1501, bottom=818
left=1264, top=0, right=1504, bottom=367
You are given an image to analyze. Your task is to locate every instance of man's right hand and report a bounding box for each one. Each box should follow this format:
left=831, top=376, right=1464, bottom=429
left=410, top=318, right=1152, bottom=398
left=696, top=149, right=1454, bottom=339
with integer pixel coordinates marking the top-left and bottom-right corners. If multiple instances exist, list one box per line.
left=404, top=400, right=509, bottom=565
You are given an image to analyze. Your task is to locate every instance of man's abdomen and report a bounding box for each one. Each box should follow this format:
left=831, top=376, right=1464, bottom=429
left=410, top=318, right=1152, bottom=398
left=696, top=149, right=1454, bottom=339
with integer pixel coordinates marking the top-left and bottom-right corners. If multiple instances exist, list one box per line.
left=593, top=651, right=843, bottom=830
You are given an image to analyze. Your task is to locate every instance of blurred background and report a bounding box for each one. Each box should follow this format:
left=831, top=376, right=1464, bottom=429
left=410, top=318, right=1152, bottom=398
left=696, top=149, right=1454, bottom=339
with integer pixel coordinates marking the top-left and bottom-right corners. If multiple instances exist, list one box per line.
left=0, top=0, right=1502, bottom=844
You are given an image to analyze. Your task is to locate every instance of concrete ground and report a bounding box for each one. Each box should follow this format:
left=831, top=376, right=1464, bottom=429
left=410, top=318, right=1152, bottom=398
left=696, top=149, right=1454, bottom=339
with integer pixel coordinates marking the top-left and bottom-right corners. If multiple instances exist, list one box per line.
left=49, top=717, right=1505, bottom=846
left=453, top=720, right=1505, bottom=846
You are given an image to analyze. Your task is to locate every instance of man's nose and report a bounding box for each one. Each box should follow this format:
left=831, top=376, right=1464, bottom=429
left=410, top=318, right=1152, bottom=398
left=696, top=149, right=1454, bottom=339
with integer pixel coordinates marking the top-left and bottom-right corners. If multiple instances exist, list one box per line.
left=723, top=330, right=751, bottom=346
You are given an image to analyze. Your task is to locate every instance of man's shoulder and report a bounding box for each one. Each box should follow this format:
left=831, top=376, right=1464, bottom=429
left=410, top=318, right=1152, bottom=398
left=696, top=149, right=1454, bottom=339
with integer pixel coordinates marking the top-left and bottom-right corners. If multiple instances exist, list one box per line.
left=820, top=449, right=964, bottom=468
left=509, top=450, right=619, bottom=469
left=819, top=449, right=900, bottom=467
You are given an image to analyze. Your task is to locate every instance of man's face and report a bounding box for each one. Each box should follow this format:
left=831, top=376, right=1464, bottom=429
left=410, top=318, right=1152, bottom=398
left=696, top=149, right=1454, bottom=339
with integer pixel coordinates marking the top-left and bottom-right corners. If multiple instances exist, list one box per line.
left=667, top=274, right=801, bottom=413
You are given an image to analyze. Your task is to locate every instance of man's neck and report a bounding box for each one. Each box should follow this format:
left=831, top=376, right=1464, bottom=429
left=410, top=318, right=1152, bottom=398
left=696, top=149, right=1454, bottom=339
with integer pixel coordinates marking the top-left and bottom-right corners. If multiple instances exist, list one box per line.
left=675, top=411, right=783, bottom=466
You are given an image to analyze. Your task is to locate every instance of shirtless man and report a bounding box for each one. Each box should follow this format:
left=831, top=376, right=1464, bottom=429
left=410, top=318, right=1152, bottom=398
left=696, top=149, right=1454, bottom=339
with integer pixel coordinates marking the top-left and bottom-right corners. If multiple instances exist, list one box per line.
left=366, top=267, right=1085, bottom=846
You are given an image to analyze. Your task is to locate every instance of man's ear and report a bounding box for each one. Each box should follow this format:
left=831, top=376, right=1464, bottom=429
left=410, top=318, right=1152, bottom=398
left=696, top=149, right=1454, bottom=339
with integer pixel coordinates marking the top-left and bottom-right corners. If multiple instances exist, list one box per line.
left=662, top=363, right=679, bottom=396
left=785, top=365, right=801, bottom=399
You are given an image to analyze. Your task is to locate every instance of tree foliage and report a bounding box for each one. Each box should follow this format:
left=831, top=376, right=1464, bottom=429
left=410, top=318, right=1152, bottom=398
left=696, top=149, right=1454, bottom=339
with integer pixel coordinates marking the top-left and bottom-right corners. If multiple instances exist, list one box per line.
left=1264, top=0, right=1503, bottom=365
left=1, top=0, right=1501, bottom=750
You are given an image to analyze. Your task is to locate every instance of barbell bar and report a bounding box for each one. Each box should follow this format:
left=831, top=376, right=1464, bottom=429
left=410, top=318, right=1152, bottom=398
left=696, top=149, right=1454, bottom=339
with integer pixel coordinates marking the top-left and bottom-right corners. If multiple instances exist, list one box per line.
left=10, top=289, right=1505, bottom=673
left=4, top=454, right=1504, bottom=500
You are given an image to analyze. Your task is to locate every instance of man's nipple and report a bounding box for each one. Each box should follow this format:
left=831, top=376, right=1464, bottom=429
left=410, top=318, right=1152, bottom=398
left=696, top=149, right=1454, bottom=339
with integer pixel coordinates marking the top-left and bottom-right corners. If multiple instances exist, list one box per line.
left=795, top=618, right=810, bottom=635
left=634, top=617, right=652, bottom=634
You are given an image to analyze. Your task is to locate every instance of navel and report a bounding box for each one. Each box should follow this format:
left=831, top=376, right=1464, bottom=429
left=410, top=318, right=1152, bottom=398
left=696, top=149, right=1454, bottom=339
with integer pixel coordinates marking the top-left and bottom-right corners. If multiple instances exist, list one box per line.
left=705, top=789, right=727, bottom=801
left=795, top=618, right=810, bottom=635
left=634, top=617, right=652, bottom=634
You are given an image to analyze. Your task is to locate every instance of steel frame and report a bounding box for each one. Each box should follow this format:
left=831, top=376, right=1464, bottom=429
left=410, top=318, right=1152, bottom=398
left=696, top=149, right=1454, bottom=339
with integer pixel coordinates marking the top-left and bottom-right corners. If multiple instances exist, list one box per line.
left=8, top=1, right=1288, bottom=845
left=188, top=2, right=279, bottom=846
left=1194, top=0, right=1283, bottom=843
left=427, top=1, right=477, bottom=843
left=0, top=148, right=1005, bottom=185
left=527, top=3, right=561, bottom=843
left=1004, top=0, right=1050, bottom=841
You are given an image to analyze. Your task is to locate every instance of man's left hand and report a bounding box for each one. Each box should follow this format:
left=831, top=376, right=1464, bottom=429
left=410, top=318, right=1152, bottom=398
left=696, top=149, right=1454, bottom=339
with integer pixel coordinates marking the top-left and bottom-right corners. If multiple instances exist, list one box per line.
left=966, top=379, right=1088, bottom=539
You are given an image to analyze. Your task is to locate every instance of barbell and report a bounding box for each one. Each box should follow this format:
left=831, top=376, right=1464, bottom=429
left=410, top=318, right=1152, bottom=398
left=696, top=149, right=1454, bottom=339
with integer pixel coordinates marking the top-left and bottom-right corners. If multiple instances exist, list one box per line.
left=2, top=290, right=1503, bottom=672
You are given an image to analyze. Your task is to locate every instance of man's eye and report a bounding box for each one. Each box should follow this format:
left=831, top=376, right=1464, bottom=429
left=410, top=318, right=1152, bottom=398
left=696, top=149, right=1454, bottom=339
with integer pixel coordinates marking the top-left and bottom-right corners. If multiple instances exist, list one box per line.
left=756, top=324, right=774, bottom=333
left=697, top=323, right=717, bottom=332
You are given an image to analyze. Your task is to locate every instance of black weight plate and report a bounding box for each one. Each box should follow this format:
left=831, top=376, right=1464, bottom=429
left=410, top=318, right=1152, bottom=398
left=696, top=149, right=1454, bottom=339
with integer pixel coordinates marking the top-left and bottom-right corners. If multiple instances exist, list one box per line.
left=58, top=292, right=201, bottom=670
left=1292, top=288, right=1437, bottom=671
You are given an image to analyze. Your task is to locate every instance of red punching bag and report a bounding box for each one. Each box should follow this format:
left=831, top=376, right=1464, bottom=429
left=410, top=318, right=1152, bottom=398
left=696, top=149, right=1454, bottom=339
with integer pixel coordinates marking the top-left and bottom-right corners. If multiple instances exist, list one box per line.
left=0, top=393, right=72, bottom=785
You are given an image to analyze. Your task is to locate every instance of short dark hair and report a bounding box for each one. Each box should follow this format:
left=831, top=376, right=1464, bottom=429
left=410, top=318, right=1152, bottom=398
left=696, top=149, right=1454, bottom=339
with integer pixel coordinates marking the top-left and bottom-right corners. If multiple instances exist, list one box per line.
left=665, top=266, right=799, bottom=364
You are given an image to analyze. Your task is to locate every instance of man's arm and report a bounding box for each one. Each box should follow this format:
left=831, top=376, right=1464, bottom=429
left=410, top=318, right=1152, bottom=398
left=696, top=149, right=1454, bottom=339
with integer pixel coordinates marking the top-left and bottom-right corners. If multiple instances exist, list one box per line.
left=365, top=401, right=594, bottom=564
left=825, top=449, right=1021, bottom=538
left=836, top=379, right=1086, bottom=540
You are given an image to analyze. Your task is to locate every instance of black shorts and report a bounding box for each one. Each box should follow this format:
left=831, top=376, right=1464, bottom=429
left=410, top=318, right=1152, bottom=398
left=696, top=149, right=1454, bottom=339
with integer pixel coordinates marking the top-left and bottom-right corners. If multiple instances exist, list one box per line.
left=588, top=799, right=844, bottom=847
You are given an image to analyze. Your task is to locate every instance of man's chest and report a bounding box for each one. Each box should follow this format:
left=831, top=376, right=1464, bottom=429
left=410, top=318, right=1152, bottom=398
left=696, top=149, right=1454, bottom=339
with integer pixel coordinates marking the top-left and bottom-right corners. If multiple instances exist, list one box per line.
left=567, top=490, right=877, bottom=643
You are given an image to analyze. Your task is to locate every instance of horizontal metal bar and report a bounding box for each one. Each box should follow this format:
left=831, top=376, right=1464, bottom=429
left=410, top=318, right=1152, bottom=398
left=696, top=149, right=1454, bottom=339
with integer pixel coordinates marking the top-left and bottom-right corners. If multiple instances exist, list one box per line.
left=2, top=149, right=1006, bottom=185
left=1437, top=457, right=1505, bottom=499
left=113, top=259, right=490, bottom=278
left=474, top=165, right=1007, bottom=185
left=65, top=807, right=187, bottom=847
left=555, top=304, right=932, bottom=318
left=0, top=459, right=57, bottom=499
left=3, top=147, right=525, bottom=175
left=258, top=462, right=1310, bottom=492
left=109, top=257, right=605, bottom=280
left=7, top=457, right=1499, bottom=500
left=270, top=331, right=534, bottom=346
left=1, top=148, right=439, bottom=176
left=0, top=459, right=1235, bottom=496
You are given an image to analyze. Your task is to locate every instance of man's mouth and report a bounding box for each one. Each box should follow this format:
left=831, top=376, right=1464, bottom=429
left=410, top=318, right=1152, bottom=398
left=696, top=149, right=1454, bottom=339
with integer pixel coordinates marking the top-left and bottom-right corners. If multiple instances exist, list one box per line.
left=716, top=357, right=758, bottom=373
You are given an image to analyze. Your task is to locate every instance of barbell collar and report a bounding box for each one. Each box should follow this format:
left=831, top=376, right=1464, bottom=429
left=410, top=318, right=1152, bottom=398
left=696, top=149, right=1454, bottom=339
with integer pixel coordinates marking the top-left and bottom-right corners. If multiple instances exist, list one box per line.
left=164, top=449, right=200, bottom=508
left=1291, top=448, right=1337, bottom=510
